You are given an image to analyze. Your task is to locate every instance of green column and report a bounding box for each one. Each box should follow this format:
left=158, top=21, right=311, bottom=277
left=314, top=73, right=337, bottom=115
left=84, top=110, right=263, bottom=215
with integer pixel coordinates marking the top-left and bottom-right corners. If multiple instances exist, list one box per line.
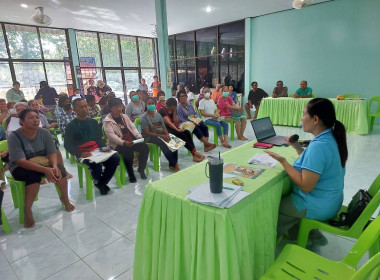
left=244, top=18, right=253, bottom=104
left=67, top=29, right=80, bottom=88
left=155, top=0, right=171, bottom=96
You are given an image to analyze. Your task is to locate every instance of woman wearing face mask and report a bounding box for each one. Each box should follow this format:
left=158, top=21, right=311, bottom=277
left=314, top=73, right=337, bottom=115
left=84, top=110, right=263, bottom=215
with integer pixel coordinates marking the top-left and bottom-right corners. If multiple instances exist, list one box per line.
left=156, top=91, right=167, bottom=111
left=140, top=97, right=180, bottom=172
left=58, top=96, right=76, bottom=137
left=104, top=98, right=149, bottom=182
left=125, top=91, right=146, bottom=122
left=217, top=87, right=247, bottom=141
left=176, top=89, right=216, bottom=152
left=199, top=87, right=231, bottom=148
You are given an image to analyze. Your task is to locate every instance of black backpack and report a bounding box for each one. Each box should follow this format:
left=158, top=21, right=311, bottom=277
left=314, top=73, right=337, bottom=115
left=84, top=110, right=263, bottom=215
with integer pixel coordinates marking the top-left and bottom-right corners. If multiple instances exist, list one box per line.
left=329, top=189, right=372, bottom=228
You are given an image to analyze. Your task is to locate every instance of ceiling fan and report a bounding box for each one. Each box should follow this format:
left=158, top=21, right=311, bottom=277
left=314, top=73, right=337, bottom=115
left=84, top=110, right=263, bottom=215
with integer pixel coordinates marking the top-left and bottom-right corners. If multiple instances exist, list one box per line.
left=31, top=7, right=52, bottom=26
left=292, top=0, right=312, bottom=9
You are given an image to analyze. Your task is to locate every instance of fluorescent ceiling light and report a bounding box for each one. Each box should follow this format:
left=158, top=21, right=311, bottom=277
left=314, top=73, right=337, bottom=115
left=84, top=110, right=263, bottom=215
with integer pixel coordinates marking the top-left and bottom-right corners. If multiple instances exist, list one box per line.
left=20, top=4, right=28, bottom=8
left=205, top=6, right=212, bottom=13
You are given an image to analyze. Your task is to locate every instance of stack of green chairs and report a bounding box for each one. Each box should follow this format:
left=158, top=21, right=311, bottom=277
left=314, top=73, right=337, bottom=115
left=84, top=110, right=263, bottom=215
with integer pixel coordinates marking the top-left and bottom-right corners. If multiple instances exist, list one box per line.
left=343, top=94, right=360, bottom=99
left=368, top=96, right=380, bottom=131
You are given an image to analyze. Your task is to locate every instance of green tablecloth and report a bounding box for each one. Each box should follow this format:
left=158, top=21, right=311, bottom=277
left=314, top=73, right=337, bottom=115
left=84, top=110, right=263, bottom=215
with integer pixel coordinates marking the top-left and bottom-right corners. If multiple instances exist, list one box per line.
left=257, top=97, right=369, bottom=135
left=134, top=142, right=298, bottom=280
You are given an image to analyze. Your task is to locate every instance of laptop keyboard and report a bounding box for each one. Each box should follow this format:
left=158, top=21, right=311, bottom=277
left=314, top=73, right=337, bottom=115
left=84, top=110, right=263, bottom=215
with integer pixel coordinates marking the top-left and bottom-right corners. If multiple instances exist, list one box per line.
left=265, top=136, right=286, bottom=145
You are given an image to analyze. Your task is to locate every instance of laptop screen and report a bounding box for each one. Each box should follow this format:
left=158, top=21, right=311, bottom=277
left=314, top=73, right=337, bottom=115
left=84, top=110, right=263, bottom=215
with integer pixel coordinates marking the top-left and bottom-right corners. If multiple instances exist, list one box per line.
left=251, top=117, right=276, bottom=141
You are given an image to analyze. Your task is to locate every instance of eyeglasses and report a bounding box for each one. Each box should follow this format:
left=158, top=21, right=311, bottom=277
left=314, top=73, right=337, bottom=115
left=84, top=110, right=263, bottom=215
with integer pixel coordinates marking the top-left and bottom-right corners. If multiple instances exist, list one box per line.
left=179, top=95, right=187, bottom=98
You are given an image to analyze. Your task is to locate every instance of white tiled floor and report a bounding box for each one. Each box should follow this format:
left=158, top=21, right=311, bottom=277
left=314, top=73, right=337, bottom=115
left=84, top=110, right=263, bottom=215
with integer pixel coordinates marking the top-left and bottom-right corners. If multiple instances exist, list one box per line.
left=1, top=123, right=379, bottom=280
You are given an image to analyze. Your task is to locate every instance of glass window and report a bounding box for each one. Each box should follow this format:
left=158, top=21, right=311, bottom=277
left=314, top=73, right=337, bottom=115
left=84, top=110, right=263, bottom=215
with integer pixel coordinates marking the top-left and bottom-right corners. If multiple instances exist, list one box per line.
left=219, top=21, right=245, bottom=54
left=76, top=31, right=101, bottom=67
left=175, top=32, right=194, bottom=59
left=169, top=36, right=175, bottom=60
left=120, top=36, right=138, bottom=67
left=138, top=38, right=155, bottom=68
left=100, top=33, right=121, bottom=67
left=124, top=69, right=140, bottom=94
left=13, top=62, right=45, bottom=100
left=105, top=70, right=123, bottom=98
left=0, top=63, right=12, bottom=99
left=177, top=59, right=195, bottom=89
left=45, top=62, right=72, bottom=94
left=40, top=28, right=68, bottom=60
left=0, top=29, right=7, bottom=58
left=170, top=60, right=177, bottom=91
left=5, top=24, right=41, bottom=59
left=220, top=53, right=245, bottom=93
left=196, top=27, right=217, bottom=57
left=196, top=56, right=217, bottom=91
left=141, top=69, right=156, bottom=91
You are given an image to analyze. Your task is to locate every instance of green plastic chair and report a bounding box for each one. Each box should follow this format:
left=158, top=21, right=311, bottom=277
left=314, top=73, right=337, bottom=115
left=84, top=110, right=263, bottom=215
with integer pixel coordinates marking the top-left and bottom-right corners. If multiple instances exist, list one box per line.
left=311, top=93, right=316, bottom=98
left=2, top=118, right=6, bottom=130
left=6, top=174, right=62, bottom=224
left=135, top=117, right=161, bottom=172
left=206, top=125, right=223, bottom=145
left=49, top=127, right=61, bottom=146
left=343, top=94, right=360, bottom=99
left=214, top=108, right=235, bottom=141
left=260, top=216, right=380, bottom=280
left=368, top=96, right=380, bottom=131
left=297, top=174, right=380, bottom=248
left=1, top=207, right=12, bottom=234
left=76, top=158, right=122, bottom=201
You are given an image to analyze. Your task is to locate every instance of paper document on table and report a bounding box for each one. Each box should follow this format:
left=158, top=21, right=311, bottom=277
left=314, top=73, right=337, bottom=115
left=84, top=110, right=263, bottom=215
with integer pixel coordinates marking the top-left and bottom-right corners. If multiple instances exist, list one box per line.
left=79, top=148, right=117, bottom=164
left=248, top=153, right=279, bottom=168
left=187, top=182, right=249, bottom=208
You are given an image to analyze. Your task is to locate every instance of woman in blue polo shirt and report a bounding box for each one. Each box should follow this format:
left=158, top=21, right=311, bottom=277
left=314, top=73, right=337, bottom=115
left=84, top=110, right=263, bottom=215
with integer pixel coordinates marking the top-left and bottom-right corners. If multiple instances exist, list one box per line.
left=265, top=98, right=348, bottom=240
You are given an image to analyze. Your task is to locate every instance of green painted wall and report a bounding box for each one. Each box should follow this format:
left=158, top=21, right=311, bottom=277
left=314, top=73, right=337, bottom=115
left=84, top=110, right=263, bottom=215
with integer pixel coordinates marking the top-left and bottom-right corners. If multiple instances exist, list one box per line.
left=248, top=0, right=380, bottom=99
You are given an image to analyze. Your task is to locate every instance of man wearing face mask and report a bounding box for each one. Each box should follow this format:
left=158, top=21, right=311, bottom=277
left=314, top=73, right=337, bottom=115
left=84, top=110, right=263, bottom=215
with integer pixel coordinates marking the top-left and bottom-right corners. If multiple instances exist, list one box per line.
left=125, top=91, right=146, bottom=122
left=58, top=96, right=77, bottom=137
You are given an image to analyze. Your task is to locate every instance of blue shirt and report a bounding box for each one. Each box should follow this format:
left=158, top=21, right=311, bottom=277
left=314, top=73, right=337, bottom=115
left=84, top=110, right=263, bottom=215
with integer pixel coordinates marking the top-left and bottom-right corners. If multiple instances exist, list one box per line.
left=291, top=129, right=345, bottom=220
left=229, top=91, right=237, bottom=103
left=296, top=87, right=312, bottom=96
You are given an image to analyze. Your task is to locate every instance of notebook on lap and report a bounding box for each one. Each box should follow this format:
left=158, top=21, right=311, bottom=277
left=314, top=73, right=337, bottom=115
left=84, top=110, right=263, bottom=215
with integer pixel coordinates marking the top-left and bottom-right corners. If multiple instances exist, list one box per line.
left=250, top=117, right=287, bottom=146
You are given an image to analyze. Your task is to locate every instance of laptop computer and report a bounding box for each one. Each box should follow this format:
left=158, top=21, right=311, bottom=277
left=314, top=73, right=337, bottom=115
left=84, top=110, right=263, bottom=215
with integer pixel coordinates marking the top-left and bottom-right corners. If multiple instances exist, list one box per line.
left=250, top=117, right=287, bottom=146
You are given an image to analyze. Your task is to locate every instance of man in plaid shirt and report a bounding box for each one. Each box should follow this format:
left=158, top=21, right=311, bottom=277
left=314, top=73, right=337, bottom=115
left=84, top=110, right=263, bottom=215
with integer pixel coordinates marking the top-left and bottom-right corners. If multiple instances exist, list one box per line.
left=86, top=95, right=100, bottom=119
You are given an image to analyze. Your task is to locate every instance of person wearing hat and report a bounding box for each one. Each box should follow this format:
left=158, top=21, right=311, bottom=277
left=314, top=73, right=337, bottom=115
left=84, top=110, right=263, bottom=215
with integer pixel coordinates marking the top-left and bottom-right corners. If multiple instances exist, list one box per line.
left=104, top=98, right=149, bottom=182
left=6, top=81, right=25, bottom=103
left=64, top=99, right=120, bottom=195
left=96, top=80, right=112, bottom=98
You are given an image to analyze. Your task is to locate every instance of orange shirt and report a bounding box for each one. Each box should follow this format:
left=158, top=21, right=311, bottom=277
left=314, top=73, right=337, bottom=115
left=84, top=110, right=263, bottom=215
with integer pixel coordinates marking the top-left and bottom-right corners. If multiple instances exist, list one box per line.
left=151, top=81, right=161, bottom=97
left=211, top=90, right=222, bottom=103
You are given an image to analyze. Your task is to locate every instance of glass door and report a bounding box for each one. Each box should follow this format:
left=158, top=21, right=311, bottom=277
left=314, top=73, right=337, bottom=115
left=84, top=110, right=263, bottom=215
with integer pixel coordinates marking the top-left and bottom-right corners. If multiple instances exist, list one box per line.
left=104, top=70, right=124, bottom=99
